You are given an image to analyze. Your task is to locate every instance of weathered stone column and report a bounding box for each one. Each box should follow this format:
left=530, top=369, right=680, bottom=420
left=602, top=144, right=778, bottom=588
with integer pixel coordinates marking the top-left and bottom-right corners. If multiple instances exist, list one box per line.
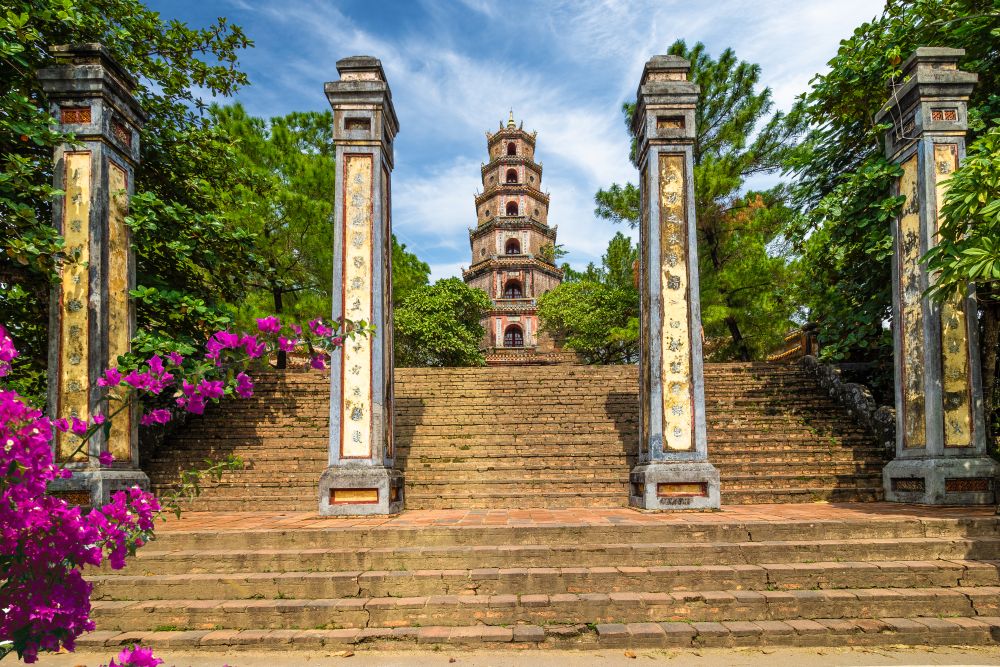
left=319, top=56, right=403, bottom=515
left=38, top=44, right=148, bottom=505
left=876, top=47, right=997, bottom=504
left=629, top=55, right=719, bottom=510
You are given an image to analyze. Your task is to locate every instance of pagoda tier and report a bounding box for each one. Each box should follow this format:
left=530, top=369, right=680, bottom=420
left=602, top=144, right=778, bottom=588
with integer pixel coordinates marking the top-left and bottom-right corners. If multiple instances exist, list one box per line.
left=462, top=113, right=573, bottom=365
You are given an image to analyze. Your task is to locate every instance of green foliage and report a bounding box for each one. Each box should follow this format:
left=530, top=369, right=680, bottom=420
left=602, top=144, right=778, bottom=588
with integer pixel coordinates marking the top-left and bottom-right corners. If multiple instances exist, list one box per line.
left=0, top=0, right=252, bottom=397
left=925, top=123, right=1000, bottom=299
left=537, top=242, right=567, bottom=265
left=539, top=233, right=640, bottom=364
left=787, top=159, right=899, bottom=363
left=394, top=278, right=492, bottom=367
left=595, top=40, right=797, bottom=360
left=593, top=182, right=639, bottom=225
left=392, top=235, right=430, bottom=306
left=785, top=0, right=1000, bottom=364
left=211, top=103, right=336, bottom=328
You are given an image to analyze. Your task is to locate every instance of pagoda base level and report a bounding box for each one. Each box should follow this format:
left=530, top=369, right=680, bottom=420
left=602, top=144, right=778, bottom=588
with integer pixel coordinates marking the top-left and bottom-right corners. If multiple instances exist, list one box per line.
left=883, top=456, right=998, bottom=505
left=484, top=347, right=578, bottom=366
left=319, top=465, right=404, bottom=516
left=629, top=461, right=721, bottom=511
left=48, top=468, right=150, bottom=508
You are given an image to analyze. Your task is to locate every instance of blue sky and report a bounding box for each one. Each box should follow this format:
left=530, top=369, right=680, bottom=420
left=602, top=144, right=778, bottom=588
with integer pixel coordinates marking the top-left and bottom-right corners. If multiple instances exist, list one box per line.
left=148, top=0, right=884, bottom=281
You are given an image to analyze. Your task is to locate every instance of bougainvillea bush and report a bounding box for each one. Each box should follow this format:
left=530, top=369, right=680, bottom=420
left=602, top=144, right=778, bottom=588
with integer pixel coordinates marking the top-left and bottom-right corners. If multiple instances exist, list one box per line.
left=0, top=317, right=362, bottom=662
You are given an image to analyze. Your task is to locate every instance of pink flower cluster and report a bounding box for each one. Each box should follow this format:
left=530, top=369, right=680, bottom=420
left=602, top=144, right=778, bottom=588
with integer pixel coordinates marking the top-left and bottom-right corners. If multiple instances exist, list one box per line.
left=0, top=316, right=355, bottom=663
left=109, top=644, right=163, bottom=667
left=0, top=325, right=17, bottom=378
left=0, top=385, right=159, bottom=662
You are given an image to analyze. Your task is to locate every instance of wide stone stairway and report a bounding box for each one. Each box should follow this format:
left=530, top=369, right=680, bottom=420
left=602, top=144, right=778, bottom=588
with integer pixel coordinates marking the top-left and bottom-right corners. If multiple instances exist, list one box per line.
left=146, top=363, right=887, bottom=510
left=85, top=507, right=1000, bottom=651
left=81, top=365, right=1000, bottom=652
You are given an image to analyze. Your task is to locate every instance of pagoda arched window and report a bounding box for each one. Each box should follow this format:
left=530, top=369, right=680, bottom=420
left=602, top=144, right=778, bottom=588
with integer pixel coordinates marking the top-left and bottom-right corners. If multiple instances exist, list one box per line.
left=504, top=324, right=524, bottom=348
left=506, top=168, right=518, bottom=184
left=507, top=142, right=517, bottom=156
left=503, top=279, right=523, bottom=299
left=505, top=201, right=518, bottom=216
left=505, top=238, right=521, bottom=255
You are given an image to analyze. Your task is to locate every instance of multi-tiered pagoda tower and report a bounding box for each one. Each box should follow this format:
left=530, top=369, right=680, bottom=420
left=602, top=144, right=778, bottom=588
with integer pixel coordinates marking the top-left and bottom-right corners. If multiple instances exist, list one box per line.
left=463, top=113, right=568, bottom=365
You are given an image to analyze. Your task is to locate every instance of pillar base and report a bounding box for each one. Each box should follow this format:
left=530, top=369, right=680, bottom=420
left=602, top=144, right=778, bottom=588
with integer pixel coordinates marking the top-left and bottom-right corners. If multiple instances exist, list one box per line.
left=629, top=461, right=720, bottom=510
left=319, top=465, right=403, bottom=516
left=47, top=468, right=150, bottom=508
left=883, top=457, right=998, bottom=505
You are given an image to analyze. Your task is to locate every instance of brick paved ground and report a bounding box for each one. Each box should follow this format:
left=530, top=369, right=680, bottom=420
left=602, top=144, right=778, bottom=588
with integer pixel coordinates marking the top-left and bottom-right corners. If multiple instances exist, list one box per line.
left=153, top=503, right=996, bottom=533
left=29, top=645, right=1000, bottom=666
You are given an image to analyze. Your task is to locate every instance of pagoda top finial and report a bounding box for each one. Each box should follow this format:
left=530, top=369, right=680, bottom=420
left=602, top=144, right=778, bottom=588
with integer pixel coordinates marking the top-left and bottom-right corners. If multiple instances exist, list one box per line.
left=507, top=109, right=516, bottom=128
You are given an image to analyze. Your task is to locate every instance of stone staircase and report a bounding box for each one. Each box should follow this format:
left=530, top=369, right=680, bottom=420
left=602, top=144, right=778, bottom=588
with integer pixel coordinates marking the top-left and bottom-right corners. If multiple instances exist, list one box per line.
left=145, top=363, right=886, bottom=510
left=82, top=511, right=1000, bottom=651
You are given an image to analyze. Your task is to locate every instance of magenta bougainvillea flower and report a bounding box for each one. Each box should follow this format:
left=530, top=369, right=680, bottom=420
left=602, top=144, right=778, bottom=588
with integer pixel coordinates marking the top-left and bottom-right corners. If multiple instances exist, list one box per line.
left=109, top=645, right=164, bottom=667
left=0, top=315, right=358, bottom=663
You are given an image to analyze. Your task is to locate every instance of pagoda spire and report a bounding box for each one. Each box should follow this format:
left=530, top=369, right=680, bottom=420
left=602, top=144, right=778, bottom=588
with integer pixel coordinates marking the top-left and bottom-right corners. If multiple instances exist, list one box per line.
left=507, top=109, right=515, bottom=128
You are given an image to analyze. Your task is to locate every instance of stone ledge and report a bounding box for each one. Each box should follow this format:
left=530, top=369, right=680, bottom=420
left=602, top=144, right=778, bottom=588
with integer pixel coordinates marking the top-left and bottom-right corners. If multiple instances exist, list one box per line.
left=74, top=616, right=1000, bottom=651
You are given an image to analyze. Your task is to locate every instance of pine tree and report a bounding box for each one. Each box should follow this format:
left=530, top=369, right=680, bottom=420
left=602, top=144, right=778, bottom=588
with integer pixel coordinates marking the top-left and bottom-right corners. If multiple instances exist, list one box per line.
left=595, top=40, right=798, bottom=361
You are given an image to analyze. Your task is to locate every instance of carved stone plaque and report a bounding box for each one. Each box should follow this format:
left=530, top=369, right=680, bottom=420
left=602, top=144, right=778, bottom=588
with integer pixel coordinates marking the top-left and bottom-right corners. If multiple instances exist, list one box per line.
left=340, top=154, right=374, bottom=458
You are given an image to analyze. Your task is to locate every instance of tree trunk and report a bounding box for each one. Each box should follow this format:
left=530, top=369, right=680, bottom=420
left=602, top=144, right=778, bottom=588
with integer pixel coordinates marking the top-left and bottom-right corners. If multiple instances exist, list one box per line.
left=273, top=286, right=286, bottom=370
left=703, top=223, right=752, bottom=361
left=725, top=315, right=751, bottom=362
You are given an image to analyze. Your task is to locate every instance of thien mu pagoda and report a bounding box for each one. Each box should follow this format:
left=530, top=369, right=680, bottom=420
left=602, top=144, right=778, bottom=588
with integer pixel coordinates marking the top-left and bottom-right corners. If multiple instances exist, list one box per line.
left=463, top=113, right=574, bottom=365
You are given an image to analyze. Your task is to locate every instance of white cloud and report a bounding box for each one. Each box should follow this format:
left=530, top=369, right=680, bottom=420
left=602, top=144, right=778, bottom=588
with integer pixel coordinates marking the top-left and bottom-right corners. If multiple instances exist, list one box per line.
left=393, top=157, right=481, bottom=252
left=429, top=261, right=466, bottom=283
left=218, top=0, right=883, bottom=276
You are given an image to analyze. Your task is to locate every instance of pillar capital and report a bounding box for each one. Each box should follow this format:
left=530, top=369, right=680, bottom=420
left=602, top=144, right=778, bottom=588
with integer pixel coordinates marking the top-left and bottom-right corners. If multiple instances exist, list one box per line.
left=874, top=47, right=977, bottom=162
left=631, top=56, right=699, bottom=169
left=324, top=56, right=398, bottom=168
left=38, top=43, right=145, bottom=167
left=878, top=47, right=996, bottom=505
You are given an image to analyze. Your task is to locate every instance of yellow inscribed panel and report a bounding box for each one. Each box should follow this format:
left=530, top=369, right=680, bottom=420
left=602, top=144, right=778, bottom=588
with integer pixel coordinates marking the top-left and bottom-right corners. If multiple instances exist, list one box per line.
left=657, top=482, right=707, bottom=497
left=341, top=155, right=374, bottom=458
left=331, top=488, right=378, bottom=504
left=658, top=154, right=693, bottom=451
left=934, top=143, right=973, bottom=447
left=107, top=162, right=131, bottom=461
left=59, top=153, right=91, bottom=461
left=897, top=154, right=926, bottom=448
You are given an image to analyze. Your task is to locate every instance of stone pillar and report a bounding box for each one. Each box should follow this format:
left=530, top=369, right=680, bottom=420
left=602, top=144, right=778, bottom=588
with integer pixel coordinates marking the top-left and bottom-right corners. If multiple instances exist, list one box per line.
left=629, top=55, right=720, bottom=510
left=38, top=44, right=148, bottom=506
left=876, top=47, right=997, bottom=504
left=319, top=56, right=403, bottom=515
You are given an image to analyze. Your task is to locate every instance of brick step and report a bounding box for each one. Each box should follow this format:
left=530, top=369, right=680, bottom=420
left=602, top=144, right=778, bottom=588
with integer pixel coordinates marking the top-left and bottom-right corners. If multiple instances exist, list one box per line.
left=405, top=489, right=885, bottom=510
left=398, top=450, right=878, bottom=464
left=406, top=472, right=881, bottom=490
left=147, top=460, right=326, bottom=474
left=721, top=487, right=884, bottom=504
left=88, top=586, right=1000, bottom=631
left=404, top=464, right=882, bottom=481
left=89, top=560, right=1000, bottom=601
left=147, top=517, right=1000, bottom=551
left=718, top=472, right=884, bottom=485
left=118, top=537, right=999, bottom=575
left=72, top=616, right=1000, bottom=651
left=404, top=466, right=630, bottom=480
left=155, top=492, right=628, bottom=511
left=159, top=498, right=315, bottom=512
